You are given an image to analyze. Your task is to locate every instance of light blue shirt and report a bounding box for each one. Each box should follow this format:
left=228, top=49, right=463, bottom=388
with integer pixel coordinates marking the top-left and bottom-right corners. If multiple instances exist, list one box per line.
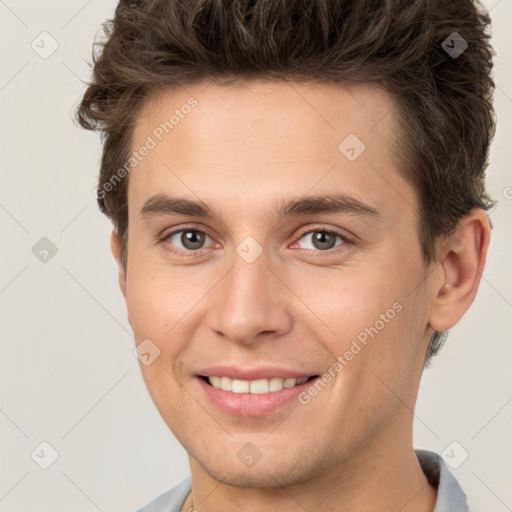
left=135, top=449, right=468, bottom=511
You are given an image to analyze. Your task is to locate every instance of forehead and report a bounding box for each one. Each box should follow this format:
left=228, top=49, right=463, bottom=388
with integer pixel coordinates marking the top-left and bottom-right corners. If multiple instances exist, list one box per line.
left=128, top=80, right=413, bottom=220
left=134, top=79, right=399, bottom=152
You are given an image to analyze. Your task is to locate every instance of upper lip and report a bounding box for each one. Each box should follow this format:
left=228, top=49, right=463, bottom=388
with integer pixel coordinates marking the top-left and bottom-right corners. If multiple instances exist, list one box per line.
left=197, top=365, right=318, bottom=381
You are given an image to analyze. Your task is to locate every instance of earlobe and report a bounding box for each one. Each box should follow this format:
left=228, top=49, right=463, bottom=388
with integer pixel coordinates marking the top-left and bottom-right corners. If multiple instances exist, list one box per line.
left=428, top=209, right=490, bottom=331
left=110, top=228, right=128, bottom=300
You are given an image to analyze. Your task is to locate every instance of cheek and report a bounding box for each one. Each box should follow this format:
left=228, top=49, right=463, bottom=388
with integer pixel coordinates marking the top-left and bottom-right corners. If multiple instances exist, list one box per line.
left=125, top=263, right=195, bottom=427
left=291, top=265, right=403, bottom=336
left=301, top=258, right=427, bottom=379
left=124, top=258, right=221, bottom=389
left=125, top=257, right=201, bottom=338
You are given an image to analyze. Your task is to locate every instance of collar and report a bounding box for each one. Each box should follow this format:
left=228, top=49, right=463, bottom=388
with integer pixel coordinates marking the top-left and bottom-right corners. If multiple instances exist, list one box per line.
left=416, top=449, right=469, bottom=511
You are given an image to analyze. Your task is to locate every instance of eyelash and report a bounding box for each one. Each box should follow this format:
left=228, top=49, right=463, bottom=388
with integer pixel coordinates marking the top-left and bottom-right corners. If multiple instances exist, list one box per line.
left=159, top=224, right=353, bottom=258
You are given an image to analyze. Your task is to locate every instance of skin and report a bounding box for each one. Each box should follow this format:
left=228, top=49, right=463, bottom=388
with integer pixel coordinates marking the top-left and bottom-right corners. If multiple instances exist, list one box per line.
left=111, top=80, right=490, bottom=511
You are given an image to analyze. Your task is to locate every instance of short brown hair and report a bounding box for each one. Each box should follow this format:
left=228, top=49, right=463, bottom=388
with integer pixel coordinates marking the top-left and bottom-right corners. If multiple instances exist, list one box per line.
left=76, top=0, right=496, bottom=365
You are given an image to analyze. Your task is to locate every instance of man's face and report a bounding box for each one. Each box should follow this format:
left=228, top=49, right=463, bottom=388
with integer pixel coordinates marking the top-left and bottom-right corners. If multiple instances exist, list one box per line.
left=121, top=80, right=435, bottom=487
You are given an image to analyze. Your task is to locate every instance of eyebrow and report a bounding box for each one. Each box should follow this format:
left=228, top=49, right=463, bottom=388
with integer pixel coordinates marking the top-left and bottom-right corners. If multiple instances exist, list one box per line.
left=140, top=192, right=381, bottom=221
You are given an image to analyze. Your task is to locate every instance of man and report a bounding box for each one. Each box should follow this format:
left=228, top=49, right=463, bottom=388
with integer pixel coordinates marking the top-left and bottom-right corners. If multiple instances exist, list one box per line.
left=76, top=0, right=496, bottom=510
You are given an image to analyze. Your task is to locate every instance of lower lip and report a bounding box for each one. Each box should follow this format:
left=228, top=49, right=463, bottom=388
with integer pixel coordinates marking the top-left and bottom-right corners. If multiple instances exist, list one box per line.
left=196, top=376, right=318, bottom=417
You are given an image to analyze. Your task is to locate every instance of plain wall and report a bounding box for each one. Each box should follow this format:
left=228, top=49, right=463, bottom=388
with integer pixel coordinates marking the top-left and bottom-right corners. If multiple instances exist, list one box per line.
left=0, top=1, right=510, bottom=510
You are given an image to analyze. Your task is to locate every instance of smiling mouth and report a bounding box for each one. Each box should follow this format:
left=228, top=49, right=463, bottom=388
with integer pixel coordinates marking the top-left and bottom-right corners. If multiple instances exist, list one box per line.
left=199, top=375, right=319, bottom=393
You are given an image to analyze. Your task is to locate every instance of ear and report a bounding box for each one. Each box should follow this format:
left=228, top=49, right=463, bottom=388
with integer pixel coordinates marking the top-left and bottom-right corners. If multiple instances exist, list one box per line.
left=429, top=208, right=491, bottom=331
left=110, top=228, right=127, bottom=301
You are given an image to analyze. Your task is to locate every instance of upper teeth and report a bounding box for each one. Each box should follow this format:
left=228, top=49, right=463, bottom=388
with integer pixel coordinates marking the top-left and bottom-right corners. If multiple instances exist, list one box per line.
left=207, top=376, right=309, bottom=393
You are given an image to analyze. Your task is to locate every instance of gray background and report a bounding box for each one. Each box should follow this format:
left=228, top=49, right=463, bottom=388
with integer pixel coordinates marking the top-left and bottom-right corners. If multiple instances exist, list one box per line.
left=0, top=0, right=511, bottom=510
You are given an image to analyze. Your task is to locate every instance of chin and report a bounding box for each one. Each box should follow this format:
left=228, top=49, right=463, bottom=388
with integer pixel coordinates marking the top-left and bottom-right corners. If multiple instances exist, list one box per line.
left=196, top=452, right=322, bottom=489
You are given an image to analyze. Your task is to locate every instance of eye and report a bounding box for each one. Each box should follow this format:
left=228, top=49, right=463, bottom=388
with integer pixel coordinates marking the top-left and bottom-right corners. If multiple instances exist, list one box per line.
left=294, top=228, right=349, bottom=251
left=165, top=228, right=215, bottom=252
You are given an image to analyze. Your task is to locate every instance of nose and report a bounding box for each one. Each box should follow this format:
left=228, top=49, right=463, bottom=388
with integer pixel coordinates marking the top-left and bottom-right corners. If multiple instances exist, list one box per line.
left=206, top=249, right=292, bottom=346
